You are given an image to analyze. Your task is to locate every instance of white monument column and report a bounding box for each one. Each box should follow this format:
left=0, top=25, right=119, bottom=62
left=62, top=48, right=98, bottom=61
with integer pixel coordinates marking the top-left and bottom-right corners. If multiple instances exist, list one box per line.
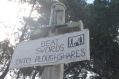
left=41, top=1, right=65, bottom=79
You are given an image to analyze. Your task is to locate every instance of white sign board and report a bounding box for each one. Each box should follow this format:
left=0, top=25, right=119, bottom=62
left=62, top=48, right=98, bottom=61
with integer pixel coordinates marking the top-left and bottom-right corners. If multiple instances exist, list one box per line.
left=9, top=29, right=90, bottom=69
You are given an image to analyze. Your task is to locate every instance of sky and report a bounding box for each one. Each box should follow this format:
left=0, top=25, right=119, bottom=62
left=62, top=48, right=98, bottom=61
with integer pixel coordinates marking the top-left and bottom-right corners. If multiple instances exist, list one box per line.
left=87, top=0, right=94, bottom=4
left=0, top=0, right=32, bottom=45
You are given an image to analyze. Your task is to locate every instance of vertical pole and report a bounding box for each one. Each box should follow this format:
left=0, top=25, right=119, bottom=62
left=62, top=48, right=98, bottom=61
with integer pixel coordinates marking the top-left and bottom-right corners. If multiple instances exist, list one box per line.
left=41, top=1, right=65, bottom=79
left=41, top=65, right=64, bottom=79
left=49, top=1, right=65, bottom=26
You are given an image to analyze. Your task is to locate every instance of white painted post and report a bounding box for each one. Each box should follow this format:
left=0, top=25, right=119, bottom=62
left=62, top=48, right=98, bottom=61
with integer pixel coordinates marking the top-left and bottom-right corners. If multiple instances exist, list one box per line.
left=49, top=0, right=65, bottom=26
left=41, top=1, right=65, bottom=79
left=41, top=65, right=64, bottom=79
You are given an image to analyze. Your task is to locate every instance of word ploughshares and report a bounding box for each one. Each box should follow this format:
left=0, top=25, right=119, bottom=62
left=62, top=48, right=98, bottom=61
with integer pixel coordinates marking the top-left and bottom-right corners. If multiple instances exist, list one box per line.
left=9, top=29, right=90, bottom=69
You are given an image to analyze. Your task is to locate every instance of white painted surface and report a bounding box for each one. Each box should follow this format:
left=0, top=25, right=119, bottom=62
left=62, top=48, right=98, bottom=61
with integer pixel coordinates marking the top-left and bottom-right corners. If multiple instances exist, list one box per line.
left=49, top=1, right=65, bottom=26
left=42, top=64, right=64, bottom=79
left=9, top=29, right=90, bottom=69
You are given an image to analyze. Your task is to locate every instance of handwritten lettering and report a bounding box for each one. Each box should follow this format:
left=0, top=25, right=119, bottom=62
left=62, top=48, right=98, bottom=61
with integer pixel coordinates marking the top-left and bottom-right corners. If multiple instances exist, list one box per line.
left=35, top=48, right=86, bottom=63
left=36, top=39, right=64, bottom=53
left=15, top=57, right=31, bottom=65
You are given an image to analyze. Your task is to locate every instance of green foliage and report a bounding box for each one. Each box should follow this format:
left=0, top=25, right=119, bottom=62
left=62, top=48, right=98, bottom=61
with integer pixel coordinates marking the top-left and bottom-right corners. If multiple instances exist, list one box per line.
left=60, top=0, right=87, bottom=21
left=59, top=0, right=119, bottom=79
left=20, top=67, right=34, bottom=76
left=85, top=0, right=119, bottom=79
